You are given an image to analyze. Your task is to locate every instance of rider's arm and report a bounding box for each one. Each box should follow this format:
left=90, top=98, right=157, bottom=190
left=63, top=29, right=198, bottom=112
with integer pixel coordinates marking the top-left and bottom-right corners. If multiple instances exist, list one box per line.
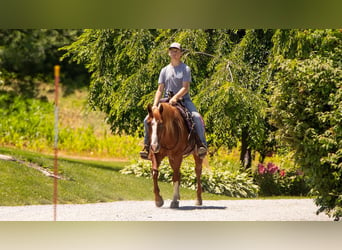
left=169, top=81, right=189, bottom=105
left=152, top=83, right=164, bottom=109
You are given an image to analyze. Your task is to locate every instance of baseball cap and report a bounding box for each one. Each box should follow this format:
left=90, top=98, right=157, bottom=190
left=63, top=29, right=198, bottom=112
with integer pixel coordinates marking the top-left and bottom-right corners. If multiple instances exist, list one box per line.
left=169, top=42, right=182, bottom=50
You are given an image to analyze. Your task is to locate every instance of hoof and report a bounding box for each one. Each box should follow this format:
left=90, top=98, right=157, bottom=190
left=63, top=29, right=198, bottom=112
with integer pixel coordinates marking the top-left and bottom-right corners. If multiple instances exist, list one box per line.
left=195, top=200, right=202, bottom=206
left=155, top=197, right=164, bottom=207
left=170, top=201, right=179, bottom=209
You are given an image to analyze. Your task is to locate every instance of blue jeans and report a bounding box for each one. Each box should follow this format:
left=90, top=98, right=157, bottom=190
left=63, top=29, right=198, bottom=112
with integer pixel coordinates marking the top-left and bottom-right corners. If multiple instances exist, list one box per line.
left=143, top=99, right=207, bottom=147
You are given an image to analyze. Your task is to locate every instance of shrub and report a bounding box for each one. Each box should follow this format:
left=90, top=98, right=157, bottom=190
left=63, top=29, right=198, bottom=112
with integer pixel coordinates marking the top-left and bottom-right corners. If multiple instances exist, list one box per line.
left=269, top=29, right=342, bottom=220
left=253, top=162, right=310, bottom=196
left=0, top=94, right=54, bottom=148
left=120, top=159, right=259, bottom=198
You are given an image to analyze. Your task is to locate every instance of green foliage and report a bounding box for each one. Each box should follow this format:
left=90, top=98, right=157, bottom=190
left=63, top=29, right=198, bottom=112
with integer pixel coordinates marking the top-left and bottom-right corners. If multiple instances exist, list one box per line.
left=61, top=29, right=216, bottom=136
left=0, top=92, right=140, bottom=158
left=120, top=159, right=259, bottom=198
left=194, top=30, right=274, bottom=166
left=62, top=29, right=276, bottom=168
left=58, top=126, right=141, bottom=159
left=61, top=29, right=159, bottom=135
left=196, top=80, right=267, bottom=150
left=0, top=93, right=54, bottom=148
left=0, top=29, right=88, bottom=97
left=0, top=29, right=78, bottom=74
left=269, top=29, right=342, bottom=220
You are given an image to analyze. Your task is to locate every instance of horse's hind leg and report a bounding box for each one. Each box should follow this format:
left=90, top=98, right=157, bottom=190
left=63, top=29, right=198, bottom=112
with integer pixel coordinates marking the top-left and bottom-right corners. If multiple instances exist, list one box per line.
left=169, top=157, right=182, bottom=208
left=194, top=154, right=203, bottom=206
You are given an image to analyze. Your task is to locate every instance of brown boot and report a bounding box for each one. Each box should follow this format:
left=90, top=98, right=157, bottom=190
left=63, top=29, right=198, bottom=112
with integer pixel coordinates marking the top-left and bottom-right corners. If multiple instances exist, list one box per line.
left=140, top=145, right=150, bottom=160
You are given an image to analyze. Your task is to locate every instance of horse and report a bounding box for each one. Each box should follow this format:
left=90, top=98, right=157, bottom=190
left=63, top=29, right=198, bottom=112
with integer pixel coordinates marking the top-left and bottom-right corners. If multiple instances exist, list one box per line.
left=146, top=102, right=203, bottom=208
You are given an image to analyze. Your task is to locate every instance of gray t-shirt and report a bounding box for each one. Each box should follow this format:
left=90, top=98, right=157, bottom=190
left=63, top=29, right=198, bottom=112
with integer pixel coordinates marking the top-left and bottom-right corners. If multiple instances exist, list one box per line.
left=158, top=62, right=191, bottom=100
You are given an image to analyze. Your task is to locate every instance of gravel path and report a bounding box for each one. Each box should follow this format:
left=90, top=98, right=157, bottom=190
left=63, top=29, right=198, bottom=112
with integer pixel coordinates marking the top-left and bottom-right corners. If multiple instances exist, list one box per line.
left=0, top=199, right=332, bottom=221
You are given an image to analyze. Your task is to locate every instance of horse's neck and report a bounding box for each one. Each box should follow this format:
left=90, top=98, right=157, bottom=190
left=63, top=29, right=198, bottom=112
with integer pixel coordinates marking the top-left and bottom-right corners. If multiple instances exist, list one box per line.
left=163, top=108, right=186, bottom=139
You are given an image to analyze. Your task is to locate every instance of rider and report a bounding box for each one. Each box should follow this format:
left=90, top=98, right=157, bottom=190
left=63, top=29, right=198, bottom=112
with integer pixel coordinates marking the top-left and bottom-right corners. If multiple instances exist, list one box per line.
left=140, top=42, right=207, bottom=160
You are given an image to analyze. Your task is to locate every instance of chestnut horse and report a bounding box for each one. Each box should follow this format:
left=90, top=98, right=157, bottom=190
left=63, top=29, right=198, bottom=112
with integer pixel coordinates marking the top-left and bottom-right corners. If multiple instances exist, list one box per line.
left=146, top=102, right=203, bottom=208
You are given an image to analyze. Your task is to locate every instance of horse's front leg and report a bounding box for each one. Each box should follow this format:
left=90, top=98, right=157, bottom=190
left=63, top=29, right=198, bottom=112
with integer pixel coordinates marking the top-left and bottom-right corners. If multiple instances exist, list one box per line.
left=169, top=156, right=182, bottom=209
left=151, top=154, right=164, bottom=207
left=152, top=169, right=164, bottom=207
left=194, top=154, right=203, bottom=206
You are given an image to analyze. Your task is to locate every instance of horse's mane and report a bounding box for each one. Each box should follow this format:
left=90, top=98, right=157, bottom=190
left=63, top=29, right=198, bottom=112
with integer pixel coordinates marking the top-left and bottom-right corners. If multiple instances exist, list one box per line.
left=158, top=103, right=186, bottom=139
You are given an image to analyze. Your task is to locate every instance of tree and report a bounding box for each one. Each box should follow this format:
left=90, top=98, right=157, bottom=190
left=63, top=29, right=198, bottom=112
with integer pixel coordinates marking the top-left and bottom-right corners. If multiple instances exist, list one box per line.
left=195, top=30, right=274, bottom=168
left=0, top=29, right=86, bottom=97
left=62, top=29, right=160, bottom=134
left=62, top=29, right=212, bottom=135
left=268, top=29, right=342, bottom=220
left=62, top=29, right=276, bottom=168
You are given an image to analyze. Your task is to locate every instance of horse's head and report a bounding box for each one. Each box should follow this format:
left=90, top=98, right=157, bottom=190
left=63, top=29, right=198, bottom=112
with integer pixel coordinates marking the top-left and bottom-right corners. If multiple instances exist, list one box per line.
left=147, top=104, right=164, bottom=153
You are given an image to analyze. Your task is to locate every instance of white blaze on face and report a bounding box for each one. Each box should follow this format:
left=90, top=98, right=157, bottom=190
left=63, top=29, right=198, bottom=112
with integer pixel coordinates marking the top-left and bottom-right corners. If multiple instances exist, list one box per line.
left=151, top=118, right=159, bottom=152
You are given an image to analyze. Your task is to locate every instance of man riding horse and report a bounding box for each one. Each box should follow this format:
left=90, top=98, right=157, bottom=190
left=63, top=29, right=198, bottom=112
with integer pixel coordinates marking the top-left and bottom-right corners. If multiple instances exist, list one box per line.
left=140, top=42, right=207, bottom=160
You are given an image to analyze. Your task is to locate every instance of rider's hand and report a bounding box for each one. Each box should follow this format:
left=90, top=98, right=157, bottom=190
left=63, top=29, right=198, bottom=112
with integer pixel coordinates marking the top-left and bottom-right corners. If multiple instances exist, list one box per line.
left=169, top=97, right=178, bottom=105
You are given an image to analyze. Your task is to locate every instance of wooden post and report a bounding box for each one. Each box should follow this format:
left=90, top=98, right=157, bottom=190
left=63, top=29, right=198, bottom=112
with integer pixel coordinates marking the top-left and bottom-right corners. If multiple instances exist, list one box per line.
left=53, top=65, right=60, bottom=221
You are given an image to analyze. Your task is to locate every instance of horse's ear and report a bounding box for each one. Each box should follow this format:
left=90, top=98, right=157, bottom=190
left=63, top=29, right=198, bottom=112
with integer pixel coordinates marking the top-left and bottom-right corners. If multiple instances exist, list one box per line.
left=159, top=104, right=163, bottom=114
left=147, top=104, right=153, bottom=117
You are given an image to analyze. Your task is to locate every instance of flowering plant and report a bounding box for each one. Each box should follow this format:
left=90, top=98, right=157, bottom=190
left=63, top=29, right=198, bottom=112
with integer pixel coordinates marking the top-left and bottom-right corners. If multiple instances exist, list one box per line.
left=254, top=162, right=309, bottom=196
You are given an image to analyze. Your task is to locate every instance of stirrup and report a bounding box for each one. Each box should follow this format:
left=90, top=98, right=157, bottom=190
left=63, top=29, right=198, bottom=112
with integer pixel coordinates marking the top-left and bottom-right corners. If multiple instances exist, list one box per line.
left=198, top=146, right=207, bottom=159
left=140, top=145, right=150, bottom=160
left=140, top=151, right=148, bottom=160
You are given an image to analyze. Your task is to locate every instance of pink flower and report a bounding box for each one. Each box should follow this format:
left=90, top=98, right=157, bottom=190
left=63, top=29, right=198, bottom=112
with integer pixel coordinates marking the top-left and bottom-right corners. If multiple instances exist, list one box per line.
left=267, top=162, right=279, bottom=174
left=279, top=169, right=286, bottom=177
left=258, top=163, right=266, bottom=175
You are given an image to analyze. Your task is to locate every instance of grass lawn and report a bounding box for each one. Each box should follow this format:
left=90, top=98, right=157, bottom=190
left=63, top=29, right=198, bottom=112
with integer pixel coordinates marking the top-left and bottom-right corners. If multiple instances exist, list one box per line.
left=0, top=147, right=232, bottom=206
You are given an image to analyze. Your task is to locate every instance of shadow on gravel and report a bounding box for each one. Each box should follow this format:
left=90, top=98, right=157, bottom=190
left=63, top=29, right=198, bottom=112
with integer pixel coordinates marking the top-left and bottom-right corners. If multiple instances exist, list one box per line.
left=176, top=206, right=227, bottom=210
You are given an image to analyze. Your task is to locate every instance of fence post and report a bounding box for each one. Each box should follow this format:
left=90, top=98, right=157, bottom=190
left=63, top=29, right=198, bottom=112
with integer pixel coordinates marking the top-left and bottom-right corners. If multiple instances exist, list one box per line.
left=53, top=65, right=60, bottom=221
